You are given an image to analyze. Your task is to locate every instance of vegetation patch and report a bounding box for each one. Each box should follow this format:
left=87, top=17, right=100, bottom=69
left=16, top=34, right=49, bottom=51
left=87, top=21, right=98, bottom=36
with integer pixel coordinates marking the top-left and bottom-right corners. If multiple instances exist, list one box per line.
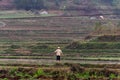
left=66, top=41, right=120, bottom=49
left=0, top=64, right=120, bottom=80
left=91, top=35, right=120, bottom=42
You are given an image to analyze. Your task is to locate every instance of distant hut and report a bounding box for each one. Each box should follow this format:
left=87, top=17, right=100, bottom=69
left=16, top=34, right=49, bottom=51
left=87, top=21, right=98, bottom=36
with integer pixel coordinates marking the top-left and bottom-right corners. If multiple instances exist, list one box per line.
left=40, top=10, right=48, bottom=15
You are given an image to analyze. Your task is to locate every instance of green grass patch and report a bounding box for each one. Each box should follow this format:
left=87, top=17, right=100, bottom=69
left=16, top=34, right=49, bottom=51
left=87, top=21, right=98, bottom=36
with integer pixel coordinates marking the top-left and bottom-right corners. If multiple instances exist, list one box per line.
left=0, top=11, right=57, bottom=19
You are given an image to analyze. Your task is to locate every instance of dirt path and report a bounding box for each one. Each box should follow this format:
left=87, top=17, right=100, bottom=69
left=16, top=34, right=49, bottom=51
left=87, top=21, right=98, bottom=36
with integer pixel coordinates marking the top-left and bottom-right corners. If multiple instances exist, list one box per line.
left=0, top=59, right=120, bottom=65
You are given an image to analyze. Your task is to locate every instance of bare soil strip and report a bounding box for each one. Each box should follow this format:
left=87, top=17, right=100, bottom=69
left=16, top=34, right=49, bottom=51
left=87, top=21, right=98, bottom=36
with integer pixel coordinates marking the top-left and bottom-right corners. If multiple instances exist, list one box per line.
left=0, top=59, right=120, bottom=65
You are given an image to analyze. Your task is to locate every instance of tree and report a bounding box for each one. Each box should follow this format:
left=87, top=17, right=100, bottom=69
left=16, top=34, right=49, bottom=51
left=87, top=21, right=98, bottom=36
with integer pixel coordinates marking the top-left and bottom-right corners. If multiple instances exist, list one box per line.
left=14, top=0, right=45, bottom=10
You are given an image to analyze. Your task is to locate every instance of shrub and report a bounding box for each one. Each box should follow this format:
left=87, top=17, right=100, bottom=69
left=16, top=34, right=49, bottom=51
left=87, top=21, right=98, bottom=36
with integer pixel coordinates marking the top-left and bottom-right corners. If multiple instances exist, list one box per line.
left=109, top=73, right=117, bottom=79
left=67, top=74, right=77, bottom=80
left=2, top=78, right=8, bottom=80
left=70, top=63, right=85, bottom=73
left=8, top=68, right=17, bottom=75
left=33, top=69, right=45, bottom=78
left=89, top=68, right=118, bottom=78
left=10, top=44, right=21, bottom=49
left=75, top=71, right=90, bottom=79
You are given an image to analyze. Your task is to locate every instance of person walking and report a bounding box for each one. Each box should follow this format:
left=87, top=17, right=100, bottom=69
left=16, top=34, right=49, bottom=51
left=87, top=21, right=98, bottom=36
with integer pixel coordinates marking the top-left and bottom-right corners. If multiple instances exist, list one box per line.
left=54, top=47, right=63, bottom=61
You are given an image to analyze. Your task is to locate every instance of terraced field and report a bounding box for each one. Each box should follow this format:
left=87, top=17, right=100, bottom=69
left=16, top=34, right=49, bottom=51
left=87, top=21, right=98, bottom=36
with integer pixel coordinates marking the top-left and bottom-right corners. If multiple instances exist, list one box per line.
left=0, top=12, right=120, bottom=67
left=0, top=15, right=120, bottom=42
left=0, top=17, right=96, bottom=42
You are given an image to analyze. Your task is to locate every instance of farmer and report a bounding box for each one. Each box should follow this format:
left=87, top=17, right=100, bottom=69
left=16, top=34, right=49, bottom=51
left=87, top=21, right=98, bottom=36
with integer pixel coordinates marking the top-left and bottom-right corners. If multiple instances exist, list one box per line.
left=54, top=47, right=63, bottom=61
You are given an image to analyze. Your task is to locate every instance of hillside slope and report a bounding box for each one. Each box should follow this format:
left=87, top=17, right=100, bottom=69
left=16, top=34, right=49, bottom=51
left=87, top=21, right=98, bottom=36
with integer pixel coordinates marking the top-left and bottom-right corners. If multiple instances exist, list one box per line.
left=0, top=0, right=120, bottom=16
left=0, top=17, right=94, bottom=42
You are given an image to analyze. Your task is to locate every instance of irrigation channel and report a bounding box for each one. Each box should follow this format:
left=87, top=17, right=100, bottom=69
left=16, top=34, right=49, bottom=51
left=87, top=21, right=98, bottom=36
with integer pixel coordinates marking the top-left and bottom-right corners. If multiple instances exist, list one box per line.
left=0, top=58, right=120, bottom=66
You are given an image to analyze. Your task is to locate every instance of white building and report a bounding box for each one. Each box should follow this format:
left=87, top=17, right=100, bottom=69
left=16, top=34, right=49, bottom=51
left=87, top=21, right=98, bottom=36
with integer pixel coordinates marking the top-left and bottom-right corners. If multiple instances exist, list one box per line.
left=40, top=11, right=48, bottom=15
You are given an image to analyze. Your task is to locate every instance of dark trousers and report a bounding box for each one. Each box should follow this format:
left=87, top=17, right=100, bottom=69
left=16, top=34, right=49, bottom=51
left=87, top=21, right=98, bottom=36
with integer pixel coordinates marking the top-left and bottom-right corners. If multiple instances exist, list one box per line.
left=56, top=56, right=60, bottom=61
